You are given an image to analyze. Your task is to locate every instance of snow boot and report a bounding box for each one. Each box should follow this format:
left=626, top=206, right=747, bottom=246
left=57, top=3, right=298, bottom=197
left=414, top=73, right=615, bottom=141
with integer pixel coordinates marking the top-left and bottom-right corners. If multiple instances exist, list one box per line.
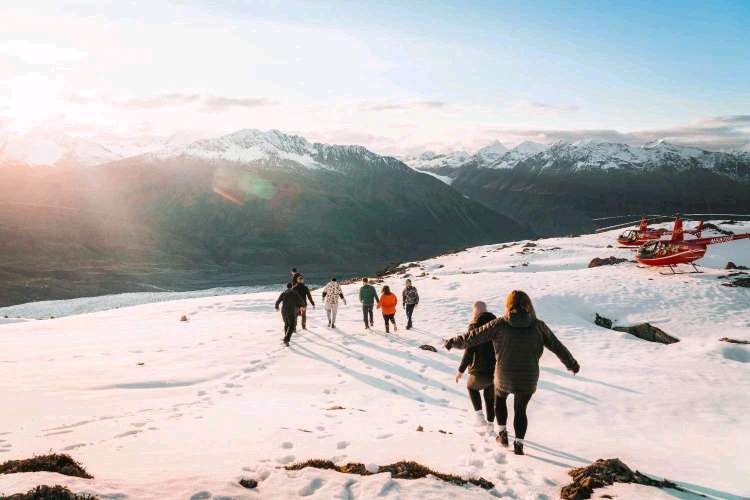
left=497, top=429, right=509, bottom=447
left=486, top=422, right=495, bottom=437
left=513, top=440, right=524, bottom=455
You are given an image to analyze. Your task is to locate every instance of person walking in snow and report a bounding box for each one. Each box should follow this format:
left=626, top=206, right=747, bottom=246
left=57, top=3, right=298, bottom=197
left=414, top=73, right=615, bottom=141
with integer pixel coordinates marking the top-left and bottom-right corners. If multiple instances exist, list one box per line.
left=322, top=277, right=346, bottom=328
left=291, top=268, right=302, bottom=286
left=455, top=301, right=497, bottom=435
left=359, top=277, right=379, bottom=329
left=292, top=276, right=315, bottom=330
left=444, top=290, right=580, bottom=456
left=378, top=285, right=398, bottom=333
left=402, top=279, right=420, bottom=330
left=275, top=283, right=304, bottom=346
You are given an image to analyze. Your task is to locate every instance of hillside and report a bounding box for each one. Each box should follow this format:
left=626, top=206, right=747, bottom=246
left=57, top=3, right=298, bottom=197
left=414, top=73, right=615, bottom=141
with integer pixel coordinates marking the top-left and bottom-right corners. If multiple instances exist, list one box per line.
left=0, top=223, right=748, bottom=499
left=0, top=130, right=528, bottom=306
left=407, top=140, right=750, bottom=236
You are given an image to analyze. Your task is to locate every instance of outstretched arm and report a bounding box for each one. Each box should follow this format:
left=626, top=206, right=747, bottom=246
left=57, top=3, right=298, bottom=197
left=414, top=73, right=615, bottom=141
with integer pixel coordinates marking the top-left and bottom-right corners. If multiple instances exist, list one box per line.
left=275, top=293, right=283, bottom=309
left=458, top=347, right=473, bottom=373
left=445, top=318, right=503, bottom=350
left=539, top=321, right=579, bottom=373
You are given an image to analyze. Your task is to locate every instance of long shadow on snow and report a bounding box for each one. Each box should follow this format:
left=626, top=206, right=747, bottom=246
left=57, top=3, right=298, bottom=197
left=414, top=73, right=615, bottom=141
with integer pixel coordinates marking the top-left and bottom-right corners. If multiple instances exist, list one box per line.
left=303, top=329, right=464, bottom=399
left=660, top=481, right=747, bottom=500
left=537, top=380, right=599, bottom=406
left=541, top=367, right=640, bottom=394
left=291, top=342, right=454, bottom=407
left=338, top=329, right=460, bottom=376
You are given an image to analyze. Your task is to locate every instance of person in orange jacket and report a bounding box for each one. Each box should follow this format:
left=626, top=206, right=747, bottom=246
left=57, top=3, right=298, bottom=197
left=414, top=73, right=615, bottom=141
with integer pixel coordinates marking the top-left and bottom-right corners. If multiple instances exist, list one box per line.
left=377, top=285, right=398, bottom=333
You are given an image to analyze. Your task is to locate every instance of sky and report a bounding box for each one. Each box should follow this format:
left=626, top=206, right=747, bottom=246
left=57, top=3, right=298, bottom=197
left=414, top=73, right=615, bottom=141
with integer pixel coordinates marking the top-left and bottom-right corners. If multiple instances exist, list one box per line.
left=1, top=0, right=749, bottom=155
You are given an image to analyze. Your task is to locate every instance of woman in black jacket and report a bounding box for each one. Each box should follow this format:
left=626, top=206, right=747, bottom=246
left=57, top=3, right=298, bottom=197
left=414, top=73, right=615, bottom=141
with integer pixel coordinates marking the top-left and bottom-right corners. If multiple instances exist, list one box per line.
left=455, top=301, right=497, bottom=436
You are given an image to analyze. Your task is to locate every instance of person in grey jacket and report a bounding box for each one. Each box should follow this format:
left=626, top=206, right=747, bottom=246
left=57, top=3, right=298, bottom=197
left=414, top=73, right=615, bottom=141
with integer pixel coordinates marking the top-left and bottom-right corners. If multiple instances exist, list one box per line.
left=402, top=279, right=419, bottom=330
left=455, top=301, right=496, bottom=435
left=445, top=290, right=579, bottom=455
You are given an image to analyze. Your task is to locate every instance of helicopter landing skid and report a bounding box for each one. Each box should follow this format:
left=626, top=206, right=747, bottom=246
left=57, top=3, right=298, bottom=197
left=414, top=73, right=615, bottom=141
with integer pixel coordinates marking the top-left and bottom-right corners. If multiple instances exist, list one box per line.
left=660, top=263, right=704, bottom=275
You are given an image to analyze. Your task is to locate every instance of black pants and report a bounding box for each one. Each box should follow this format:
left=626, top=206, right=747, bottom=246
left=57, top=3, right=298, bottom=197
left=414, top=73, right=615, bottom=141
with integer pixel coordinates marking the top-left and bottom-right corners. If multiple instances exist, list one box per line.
left=383, top=313, right=396, bottom=332
left=282, top=309, right=297, bottom=343
left=495, top=391, right=533, bottom=439
left=405, top=304, right=416, bottom=328
left=362, top=305, right=374, bottom=327
left=468, top=384, right=495, bottom=422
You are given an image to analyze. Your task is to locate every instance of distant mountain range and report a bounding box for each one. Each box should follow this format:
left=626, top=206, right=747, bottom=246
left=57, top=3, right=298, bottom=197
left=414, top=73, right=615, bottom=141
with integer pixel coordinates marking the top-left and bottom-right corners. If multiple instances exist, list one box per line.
left=404, top=140, right=750, bottom=235
left=0, top=129, right=528, bottom=306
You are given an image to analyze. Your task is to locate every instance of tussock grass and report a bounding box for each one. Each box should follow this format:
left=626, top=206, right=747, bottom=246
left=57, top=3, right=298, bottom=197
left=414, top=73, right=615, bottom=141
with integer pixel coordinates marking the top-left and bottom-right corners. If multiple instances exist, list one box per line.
left=285, top=459, right=493, bottom=489
left=0, top=454, right=92, bottom=479
left=0, top=485, right=97, bottom=500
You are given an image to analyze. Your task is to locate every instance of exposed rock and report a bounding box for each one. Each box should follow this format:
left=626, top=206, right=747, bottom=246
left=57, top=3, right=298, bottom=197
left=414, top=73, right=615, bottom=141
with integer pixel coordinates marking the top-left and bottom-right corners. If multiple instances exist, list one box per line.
left=285, top=459, right=493, bottom=489
left=725, top=262, right=749, bottom=270
left=416, top=425, right=424, bottom=432
left=723, top=277, right=750, bottom=288
left=594, top=314, right=679, bottom=344
left=719, top=337, right=750, bottom=345
left=179, top=315, right=188, bottom=322
left=594, top=314, right=612, bottom=329
left=419, top=344, right=437, bottom=352
left=613, top=323, right=679, bottom=344
left=588, top=256, right=628, bottom=268
left=560, top=458, right=687, bottom=500
left=522, top=242, right=537, bottom=248
left=239, top=478, right=258, bottom=489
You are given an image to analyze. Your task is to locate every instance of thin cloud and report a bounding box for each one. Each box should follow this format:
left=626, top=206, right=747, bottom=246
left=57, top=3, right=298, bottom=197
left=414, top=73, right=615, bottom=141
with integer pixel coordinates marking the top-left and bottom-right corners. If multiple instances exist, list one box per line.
left=514, top=100, right=580, bottom=114
left=488, top=115, right=750, bottom=151
left=359, top=100, right=448, bottom=112
left=202, top=96, right=277, bottom=110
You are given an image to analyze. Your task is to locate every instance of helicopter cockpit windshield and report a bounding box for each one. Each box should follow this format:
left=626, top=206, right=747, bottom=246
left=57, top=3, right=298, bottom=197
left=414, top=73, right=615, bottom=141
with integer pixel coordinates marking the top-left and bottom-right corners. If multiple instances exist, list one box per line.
left=619, top=230, right=637, bottom=242
left=639, top=241, right=668, bottom=258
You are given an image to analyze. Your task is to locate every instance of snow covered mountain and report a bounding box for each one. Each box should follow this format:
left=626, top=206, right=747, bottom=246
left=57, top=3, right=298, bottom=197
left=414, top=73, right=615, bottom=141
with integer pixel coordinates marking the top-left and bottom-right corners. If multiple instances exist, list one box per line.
left=1, top=223, right=748, bottom=499
left=402, top=149, right=473, bottom=171
left=0, top=129, right=529, bottom=305
left=508, top=140, right=750, bottom=177
left=0, top=130, right=197, bottom=167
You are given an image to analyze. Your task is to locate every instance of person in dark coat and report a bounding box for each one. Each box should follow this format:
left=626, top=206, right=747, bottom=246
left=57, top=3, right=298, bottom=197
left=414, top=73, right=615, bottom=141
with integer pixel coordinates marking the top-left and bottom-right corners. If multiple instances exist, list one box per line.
left=402, top=279, right=420, bottom=330
left=455, top=301, right=496, bottom=435
left=445, top=290, right=580, bottom=455
left=292, top=276, right=315, bottom=330
left=291, top=268, right=301, bottom=286
left=275, top=283, right=304, bottom=346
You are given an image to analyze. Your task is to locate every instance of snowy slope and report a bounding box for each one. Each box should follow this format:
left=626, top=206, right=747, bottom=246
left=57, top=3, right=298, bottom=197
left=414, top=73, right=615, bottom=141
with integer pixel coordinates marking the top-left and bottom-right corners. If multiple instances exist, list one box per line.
left=0, top=131, right=196, bottom=167
left=506, top=140, right=750, bottom=176
left=1, top=223, right=748, bottom=499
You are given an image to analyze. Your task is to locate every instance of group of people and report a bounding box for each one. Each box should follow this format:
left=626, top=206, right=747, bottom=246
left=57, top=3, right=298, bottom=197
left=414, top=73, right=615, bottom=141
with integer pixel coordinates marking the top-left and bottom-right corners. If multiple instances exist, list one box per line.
left=274, top=268, right=420, bottom=345
left=444, top=290, right=580, bottom=455
left=275, top=270, right=580, bottom=456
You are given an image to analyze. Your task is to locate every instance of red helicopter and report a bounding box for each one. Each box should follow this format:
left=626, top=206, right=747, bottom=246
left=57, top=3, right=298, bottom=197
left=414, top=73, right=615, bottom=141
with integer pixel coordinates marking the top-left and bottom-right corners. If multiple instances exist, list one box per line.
left=635, top=218, right=750, bottom=273
left=615, top=216, right=703, bottom=246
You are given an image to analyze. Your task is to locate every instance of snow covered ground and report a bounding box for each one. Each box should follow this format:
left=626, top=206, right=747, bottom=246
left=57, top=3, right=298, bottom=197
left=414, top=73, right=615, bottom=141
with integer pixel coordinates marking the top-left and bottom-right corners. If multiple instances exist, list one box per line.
left=1, top=223, right=748, bottom=499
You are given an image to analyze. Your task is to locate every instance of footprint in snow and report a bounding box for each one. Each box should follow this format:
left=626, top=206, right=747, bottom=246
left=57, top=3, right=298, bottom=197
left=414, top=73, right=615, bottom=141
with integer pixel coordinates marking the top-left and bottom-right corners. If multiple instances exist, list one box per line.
left=336, top=441, right=349, bottom=449
left=298, top=478, right=324, bottom=497
left=114, top=430, right=142, bottom=438
left=281, top=441, right=294, bottom=449
left=376, top=433, right=393, bottom=439
left=62, top=443, right=87, bottom=451
left=276, top=454, right=295, bottom=464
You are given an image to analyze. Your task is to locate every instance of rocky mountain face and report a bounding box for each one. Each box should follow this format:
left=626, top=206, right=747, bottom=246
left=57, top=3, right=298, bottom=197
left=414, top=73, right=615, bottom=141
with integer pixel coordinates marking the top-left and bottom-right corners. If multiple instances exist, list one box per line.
left=0, top=130, right=529, bottom=306
left=444, top=140, right=750, bottom=235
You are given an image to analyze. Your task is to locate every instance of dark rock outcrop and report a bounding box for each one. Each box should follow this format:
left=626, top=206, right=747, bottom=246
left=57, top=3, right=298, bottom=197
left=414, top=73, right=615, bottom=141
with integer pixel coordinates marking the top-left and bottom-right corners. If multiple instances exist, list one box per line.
left=594, top=314, right=679, bottom=344
left=561, top=458, right=683, bottom=500
left=588, top=257, right=628, bottom=268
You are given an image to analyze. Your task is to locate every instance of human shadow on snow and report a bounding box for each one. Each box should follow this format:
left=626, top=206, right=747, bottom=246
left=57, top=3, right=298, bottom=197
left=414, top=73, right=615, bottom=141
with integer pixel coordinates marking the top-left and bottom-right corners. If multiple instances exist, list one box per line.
left=303, top=329, right=464, bottom=398
left=541, top=367, right=640, bottom=394
left=291, top=342, right=455, bottom=408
